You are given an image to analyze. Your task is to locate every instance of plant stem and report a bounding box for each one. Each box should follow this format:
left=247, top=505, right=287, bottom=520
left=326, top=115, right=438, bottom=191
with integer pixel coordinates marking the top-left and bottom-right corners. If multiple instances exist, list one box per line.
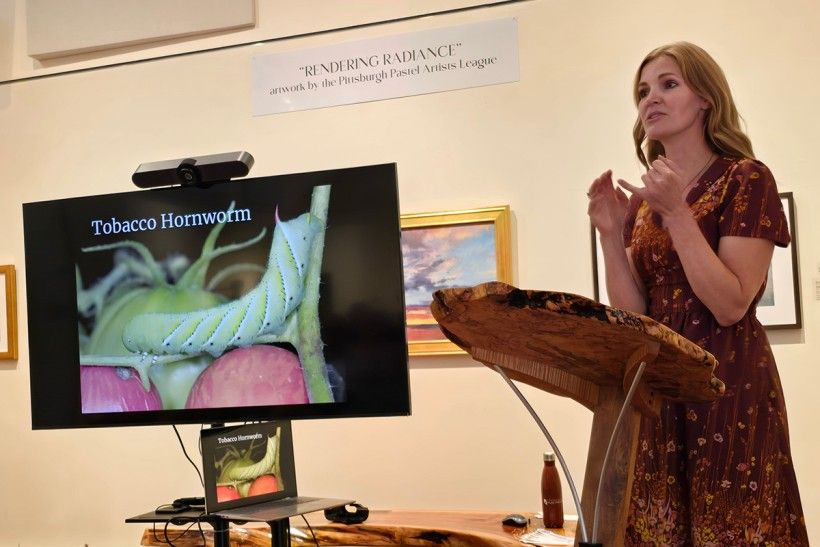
left=297, top=185, right=333, bottom=403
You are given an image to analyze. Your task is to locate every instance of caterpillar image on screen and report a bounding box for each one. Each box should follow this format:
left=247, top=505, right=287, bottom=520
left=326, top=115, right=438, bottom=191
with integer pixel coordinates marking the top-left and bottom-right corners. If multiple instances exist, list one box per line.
left=77, top=185, right=335, bottom=413
left=212, top=426, right=285, bottom=503
left=122, top=208, right=320, bottom=358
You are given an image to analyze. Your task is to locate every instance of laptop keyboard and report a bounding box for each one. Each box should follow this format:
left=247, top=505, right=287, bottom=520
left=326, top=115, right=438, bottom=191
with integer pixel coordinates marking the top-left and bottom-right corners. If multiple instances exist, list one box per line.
left=242, top=496, right=317, bottom=514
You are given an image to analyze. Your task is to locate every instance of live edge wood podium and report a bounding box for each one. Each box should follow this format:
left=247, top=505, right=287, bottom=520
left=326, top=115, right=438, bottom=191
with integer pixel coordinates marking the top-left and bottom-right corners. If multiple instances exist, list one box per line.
left=431, top=282, right=725, bottom=547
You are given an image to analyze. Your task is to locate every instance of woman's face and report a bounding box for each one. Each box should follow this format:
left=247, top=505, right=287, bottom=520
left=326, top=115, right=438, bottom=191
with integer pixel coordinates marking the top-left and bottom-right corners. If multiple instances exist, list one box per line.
left=637, top=55, right=709, bottom=144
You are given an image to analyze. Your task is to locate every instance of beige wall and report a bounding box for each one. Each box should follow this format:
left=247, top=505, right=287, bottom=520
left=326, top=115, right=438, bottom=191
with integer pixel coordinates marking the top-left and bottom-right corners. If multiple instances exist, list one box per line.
left=1, top=1, right=818, bottom=545
left=1, top=0, right=508, bottom=80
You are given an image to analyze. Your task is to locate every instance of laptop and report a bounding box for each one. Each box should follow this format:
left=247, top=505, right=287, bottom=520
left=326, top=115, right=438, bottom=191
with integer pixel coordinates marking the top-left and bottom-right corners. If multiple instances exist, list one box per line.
left=200, top=421, right=352, bottom=522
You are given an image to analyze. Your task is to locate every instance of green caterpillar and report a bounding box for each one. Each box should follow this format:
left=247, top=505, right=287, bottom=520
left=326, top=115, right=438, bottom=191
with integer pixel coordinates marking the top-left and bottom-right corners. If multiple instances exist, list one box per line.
left=225, top=435, right=277, bottom=482
left=122, top=208, right=322, bottom=358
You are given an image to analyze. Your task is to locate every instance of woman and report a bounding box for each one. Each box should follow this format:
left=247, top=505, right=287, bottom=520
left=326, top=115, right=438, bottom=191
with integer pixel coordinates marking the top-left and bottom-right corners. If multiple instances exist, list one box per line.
left=588, top=42, right=808, bottom=545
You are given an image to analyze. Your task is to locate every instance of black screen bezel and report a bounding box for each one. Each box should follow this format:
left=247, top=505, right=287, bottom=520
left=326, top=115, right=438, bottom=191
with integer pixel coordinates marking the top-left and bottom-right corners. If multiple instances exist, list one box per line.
left=23, top=163, right=410, bottom=429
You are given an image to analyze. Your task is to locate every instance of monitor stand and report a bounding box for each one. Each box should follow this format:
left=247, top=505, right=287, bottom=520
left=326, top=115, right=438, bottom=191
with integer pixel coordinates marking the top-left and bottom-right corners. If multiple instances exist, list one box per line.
left=270, top=519, right=289, bottom=546
left=125, top=509, right=292, bottom=547
left=222, top=517, right=290, bottom=547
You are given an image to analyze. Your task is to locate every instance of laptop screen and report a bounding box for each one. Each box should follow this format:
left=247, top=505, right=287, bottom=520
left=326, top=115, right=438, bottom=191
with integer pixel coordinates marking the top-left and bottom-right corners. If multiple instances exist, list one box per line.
left=200, top=421, right=297, bottom=513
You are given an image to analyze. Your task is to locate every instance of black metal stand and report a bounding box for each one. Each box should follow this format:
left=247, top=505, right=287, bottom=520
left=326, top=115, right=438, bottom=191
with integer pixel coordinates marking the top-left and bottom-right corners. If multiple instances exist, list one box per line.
left=127, top=509, right=293, bottom=546
left=269, top=519, right=290, bottom=546
left=125, top=510, right=226, bottom=545
left=214, top=516, right=290, bottom=546
left=211, top=515, right=230, bottom=547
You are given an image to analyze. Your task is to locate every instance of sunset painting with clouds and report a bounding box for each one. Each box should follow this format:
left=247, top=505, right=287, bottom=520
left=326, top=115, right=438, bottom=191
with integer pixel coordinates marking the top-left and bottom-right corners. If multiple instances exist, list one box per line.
left=402, top=223, right=496, bottom=342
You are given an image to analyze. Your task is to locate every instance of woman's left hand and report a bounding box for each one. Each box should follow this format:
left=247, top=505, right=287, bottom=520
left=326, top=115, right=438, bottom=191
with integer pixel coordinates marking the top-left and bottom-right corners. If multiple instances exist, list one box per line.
left=617, top=156, right=689, bottom=219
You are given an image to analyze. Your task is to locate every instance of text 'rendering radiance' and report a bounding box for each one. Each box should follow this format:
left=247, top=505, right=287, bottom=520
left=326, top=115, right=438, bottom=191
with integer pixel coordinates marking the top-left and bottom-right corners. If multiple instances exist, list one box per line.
left=298, top=44, right=464, bottom=77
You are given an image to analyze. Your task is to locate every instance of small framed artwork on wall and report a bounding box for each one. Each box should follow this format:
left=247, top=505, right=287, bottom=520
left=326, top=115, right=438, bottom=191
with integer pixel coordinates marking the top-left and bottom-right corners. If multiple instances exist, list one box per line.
left=757, top=192, right=801, bottom=329
left=1, top=264, right=18, bottom=360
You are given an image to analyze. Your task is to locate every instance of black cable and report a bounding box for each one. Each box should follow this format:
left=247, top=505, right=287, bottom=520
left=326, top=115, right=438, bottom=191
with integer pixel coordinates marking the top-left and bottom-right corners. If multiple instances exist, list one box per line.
left=301, top=514, right=320, bottom=547
left=152, top=520, right=161, bottom=544
left=151, top=506, right=209, bottom=547
left=151, top=505, right=177, bottom=546
left=195, top=512, right=207, bottom=547
left=162, top=519, right=177, bottom=547
left=164, top=519, right=200, bottom=546
left=172, top=424, right=205, bottom=488
left=151, top=511, right=197, bottom=547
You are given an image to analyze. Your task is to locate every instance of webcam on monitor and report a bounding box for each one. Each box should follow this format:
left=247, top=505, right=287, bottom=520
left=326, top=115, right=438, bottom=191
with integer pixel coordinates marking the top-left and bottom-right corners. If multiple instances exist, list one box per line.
left=131, top=151, right=254, bottom=189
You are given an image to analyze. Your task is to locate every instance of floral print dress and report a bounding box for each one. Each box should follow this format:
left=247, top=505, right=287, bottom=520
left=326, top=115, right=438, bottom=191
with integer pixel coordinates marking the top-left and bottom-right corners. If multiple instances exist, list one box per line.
left=622, top=157, right=809, bottom=545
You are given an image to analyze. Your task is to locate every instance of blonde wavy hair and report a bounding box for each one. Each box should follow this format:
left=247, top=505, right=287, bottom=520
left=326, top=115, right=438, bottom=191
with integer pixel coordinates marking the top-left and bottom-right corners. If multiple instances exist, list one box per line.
left=632, top=42, right=754, bottom=168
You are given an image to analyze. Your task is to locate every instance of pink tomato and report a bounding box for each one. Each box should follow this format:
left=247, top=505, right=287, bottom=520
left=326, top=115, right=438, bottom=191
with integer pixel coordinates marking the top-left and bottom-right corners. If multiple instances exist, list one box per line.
left=248, top=474, right=281, bottom=497
left=216, top=486, right=241, bottom=502
left=186, top=345, right=308, bottom=408
left=80, top=366, right=162, bottom=413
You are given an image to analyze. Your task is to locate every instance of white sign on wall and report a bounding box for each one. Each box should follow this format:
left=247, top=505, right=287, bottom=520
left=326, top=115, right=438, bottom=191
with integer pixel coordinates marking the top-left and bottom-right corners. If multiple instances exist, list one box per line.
left=252, top=18, right=519, bottom=115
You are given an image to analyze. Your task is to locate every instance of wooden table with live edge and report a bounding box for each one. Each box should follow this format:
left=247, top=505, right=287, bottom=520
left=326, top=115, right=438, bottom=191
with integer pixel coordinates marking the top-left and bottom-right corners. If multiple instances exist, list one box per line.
left=137, top=509, right=578, bottom=546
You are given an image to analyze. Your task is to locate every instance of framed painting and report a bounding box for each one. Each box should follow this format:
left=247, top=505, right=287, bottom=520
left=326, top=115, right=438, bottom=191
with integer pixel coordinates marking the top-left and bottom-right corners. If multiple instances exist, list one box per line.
left=757, top=192, right=801, bottom=329
left=0, top=264, right=18, bottom=360
left=590, top=226, right=607, bottom=305
left=401, top=206, right=512, bottom=356
left=590, top=192, right=801, bottom=328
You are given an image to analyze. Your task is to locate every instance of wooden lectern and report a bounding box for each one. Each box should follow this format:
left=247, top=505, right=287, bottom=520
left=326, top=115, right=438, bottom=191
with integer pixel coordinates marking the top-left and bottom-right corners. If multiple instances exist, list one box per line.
left=431, top=282, right=725, bottom=547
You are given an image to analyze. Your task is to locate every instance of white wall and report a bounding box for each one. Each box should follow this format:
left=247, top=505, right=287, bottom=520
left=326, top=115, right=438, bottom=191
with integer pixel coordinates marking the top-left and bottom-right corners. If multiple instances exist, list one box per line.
left=0, top=1, right=818, bottom=545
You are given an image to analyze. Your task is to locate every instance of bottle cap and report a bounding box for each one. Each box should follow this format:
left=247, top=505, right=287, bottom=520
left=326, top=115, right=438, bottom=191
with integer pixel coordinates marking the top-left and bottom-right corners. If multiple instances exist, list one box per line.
left=544, top=452, right=555, bottom=462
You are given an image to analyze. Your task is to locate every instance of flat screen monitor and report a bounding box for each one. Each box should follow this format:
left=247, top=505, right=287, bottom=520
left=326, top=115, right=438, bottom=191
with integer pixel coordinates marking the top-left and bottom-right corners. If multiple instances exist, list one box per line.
left=23, top=163, right=410, bottom=428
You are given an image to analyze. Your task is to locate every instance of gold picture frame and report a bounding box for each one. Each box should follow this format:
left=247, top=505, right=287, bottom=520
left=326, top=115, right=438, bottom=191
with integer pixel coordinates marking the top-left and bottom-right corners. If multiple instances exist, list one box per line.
left=401, top=206, right=512, bottom=356
left=0, top=264, right=18, bottom=360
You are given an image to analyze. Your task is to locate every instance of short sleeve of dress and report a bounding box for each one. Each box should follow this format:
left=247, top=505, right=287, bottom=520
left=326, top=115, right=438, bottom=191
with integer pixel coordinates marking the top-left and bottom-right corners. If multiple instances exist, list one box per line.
left=718, top=159, right=790, bottom=247
left=622, top=193, right=644, bottom=248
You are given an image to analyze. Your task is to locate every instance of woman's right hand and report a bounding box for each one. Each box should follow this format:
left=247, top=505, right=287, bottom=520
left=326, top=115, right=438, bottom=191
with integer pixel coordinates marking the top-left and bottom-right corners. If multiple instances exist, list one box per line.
left=587, top=169, right=629, bottom=237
